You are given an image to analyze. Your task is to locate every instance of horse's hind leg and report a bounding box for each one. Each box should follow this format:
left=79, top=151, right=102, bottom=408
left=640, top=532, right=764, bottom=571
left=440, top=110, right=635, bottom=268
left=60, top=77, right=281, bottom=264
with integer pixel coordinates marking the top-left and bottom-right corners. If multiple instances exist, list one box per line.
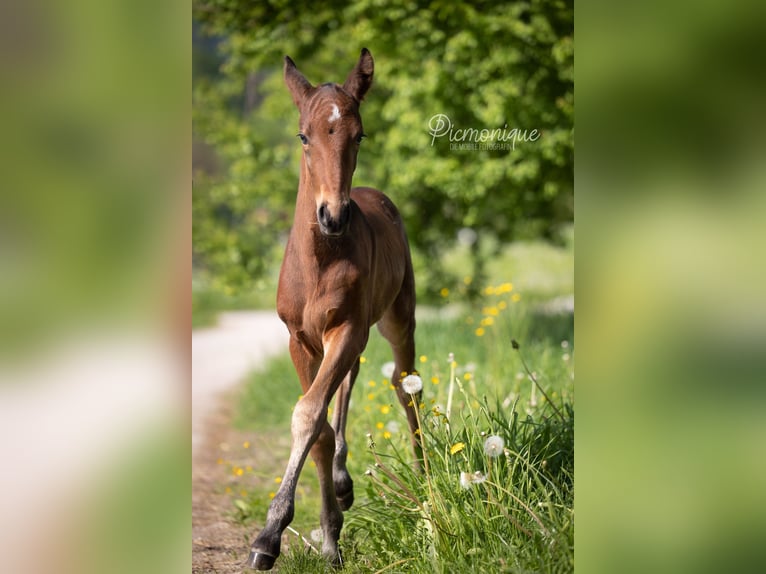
left=377, top=287, right=422, bottom=463
left=331, top=358, right=360, bottom=511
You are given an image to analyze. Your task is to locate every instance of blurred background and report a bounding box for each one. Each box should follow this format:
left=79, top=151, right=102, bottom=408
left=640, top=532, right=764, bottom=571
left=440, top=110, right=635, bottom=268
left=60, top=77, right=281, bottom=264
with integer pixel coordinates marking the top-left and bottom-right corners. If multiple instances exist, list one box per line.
left=0, top=0, right=188, bottom=572
left=577, top=0, right=766, bottom=572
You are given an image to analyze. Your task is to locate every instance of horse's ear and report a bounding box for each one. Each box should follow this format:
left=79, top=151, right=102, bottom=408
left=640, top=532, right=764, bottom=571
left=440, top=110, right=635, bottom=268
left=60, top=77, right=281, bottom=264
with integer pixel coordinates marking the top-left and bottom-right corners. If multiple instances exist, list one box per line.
left=343, top=48, right=374, bottom=102
left=284, top=55, right=313, bottom=108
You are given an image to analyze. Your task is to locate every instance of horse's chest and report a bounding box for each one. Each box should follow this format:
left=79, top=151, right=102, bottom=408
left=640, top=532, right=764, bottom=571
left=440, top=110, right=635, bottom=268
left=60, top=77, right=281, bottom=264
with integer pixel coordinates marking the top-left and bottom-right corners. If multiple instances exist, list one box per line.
left=278, top=262, right=363, bottom=345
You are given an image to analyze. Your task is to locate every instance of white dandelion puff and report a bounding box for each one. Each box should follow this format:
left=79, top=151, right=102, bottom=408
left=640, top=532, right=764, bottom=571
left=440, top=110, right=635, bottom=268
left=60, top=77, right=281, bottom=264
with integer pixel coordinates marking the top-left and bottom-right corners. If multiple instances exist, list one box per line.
left=483, top=435, right=505, bottom=457
left=385, top=420, right=400, bottom=434
left=459, top=471, right=487, bottom=489
left=381, top=361, right=396, bottom=378
left=401, top=374, right=423, bottom=394
left=310, top=528, right=323, bottom=543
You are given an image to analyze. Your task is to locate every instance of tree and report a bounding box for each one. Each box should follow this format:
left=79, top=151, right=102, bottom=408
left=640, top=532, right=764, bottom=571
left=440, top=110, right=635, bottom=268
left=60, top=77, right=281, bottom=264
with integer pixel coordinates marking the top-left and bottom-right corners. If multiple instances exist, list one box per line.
left=193, top=0, right=573, bottom=300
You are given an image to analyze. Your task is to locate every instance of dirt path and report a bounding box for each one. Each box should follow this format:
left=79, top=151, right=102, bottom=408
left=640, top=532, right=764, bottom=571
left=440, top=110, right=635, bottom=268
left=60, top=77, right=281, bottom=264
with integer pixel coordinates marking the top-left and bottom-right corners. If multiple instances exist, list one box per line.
left=192, top=311, right=289, bottom=573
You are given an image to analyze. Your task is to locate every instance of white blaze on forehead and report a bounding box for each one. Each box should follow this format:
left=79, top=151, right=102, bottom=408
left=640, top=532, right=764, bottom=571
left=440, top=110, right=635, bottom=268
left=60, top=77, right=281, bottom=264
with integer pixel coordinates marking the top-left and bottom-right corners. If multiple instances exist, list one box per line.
left=328, top=103, right=341, bottom=123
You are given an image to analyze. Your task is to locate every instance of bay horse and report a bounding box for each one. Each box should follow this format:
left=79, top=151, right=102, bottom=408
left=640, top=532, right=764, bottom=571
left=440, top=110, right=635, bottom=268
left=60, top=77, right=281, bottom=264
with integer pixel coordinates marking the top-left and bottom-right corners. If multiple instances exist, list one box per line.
left=247, top=48, right=421, bottom=570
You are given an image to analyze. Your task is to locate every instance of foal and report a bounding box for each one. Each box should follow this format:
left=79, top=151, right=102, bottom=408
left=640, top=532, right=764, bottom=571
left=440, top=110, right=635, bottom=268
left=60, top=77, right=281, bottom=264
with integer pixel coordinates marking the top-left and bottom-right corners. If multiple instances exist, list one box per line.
left=248, top=49, right=421, bottom=570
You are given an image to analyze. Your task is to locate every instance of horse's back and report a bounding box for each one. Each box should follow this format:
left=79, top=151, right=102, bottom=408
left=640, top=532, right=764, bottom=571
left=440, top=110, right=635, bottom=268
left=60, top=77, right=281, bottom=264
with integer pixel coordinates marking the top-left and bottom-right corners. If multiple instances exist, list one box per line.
left=351, top=186, right=407, bottom=240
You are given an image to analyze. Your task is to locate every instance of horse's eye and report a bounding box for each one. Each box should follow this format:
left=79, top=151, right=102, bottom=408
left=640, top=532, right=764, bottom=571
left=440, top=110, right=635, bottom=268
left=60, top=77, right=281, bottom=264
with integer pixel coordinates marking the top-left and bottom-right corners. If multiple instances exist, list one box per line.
left=356, top=133, right=367, bottom=145
left=297, top=133, right=308, bottom=145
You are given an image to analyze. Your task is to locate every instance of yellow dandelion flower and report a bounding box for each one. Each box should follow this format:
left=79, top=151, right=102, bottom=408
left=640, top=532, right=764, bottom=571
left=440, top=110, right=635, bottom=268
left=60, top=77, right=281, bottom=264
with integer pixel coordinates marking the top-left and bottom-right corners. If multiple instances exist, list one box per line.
left=512, top=293, right=521, bottom=302
left=498, top=301, right=507, bottom=310
left=380, top=405, right=391, bottom=414
left=269, top=492, right=276, bottom=499
left=450, top=442, right=466, bottom=455
left=431, top=376, right=440, bottom=385
left=419, top=355, right=428, bottom=363
left=216, top=458, right=224, bottom=465
left=389, top=384, right=396, bottom=391
left=368, top=380, right=376, bottom=387
left=440, top=287, right=450, bottom=297
left=327, top=406, right=333, bottom=415
left=484, top=286, right=495, bottom=295
left=451, top=360, right=458, bottom=368
left=225, top=487, right=233, bottom=494
left=464, top=275, right=473, bottom=285
left=419, top=402, right=425, bottom=410
left=383, top=431, right=392, bottom=439
left=480, top=317, right=494, bottom=326
left=235, top=468, right=244, bottom=477
left=367, top=392, right=375, bottom=400
left=464, top=372, right=473, bottom=381
left=376, top=422, right=384, bottom=429
left=360, top=356, right=367, bottom=364
left=364, top=405, right=371, bottom=413
left=243, top=441, right=250, bottom=449
left=274, top=477, right=282, bottom=484
left=475, top=327, right=485, bottom=337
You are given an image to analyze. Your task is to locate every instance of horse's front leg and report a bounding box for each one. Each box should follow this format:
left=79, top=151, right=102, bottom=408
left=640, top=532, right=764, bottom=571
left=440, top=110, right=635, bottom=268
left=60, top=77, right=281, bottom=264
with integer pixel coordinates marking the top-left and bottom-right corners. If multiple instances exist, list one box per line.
left=248, top=327, right=363, bottom=570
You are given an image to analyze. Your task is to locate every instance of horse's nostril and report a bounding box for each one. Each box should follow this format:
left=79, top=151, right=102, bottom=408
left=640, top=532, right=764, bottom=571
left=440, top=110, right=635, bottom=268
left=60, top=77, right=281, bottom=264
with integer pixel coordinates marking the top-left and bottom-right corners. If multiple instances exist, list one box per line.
left=339, top=203, right=350, bottom=227
left=318, top=204, right=328, bottom=225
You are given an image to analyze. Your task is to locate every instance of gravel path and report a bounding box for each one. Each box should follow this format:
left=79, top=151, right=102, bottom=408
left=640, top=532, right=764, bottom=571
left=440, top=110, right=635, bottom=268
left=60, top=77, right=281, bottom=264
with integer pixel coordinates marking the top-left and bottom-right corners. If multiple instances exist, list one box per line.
left=192, top=311, right=289, bottom=454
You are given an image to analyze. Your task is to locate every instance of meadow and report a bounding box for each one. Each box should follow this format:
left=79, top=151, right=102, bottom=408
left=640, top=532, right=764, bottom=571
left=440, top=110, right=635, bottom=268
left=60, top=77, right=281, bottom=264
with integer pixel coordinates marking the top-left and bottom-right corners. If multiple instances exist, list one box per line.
left=217, top=235, right=573, bottom=573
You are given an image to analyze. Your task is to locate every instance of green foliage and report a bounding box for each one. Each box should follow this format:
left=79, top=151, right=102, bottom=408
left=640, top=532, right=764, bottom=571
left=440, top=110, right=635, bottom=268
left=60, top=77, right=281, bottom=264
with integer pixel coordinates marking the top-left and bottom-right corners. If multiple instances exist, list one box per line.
left=193, top=0, right=573, bottom=299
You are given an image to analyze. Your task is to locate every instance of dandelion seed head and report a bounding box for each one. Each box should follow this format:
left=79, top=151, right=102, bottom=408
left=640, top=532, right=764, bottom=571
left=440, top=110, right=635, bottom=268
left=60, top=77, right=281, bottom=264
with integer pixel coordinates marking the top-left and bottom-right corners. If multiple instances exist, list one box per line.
left=401, top=374, right=423, bottom=394
left=483, top=435, right=505, bottom=457
left=381, top=361, right=395, bottom=378
left=459, top=470, right=487, bottom=489
left=311, top=529, right=323, bottom=543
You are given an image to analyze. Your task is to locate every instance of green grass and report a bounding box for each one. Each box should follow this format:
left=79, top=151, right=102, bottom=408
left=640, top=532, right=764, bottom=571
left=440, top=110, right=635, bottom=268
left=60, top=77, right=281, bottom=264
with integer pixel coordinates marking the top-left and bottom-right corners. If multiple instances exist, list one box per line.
left=229, top=278, right=574, bottom=572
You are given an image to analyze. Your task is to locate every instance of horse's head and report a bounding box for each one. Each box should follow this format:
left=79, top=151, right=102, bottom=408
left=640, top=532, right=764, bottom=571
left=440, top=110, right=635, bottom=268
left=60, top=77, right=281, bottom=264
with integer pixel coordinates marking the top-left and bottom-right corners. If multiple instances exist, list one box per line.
left=284, top=49, right=374, bottom=237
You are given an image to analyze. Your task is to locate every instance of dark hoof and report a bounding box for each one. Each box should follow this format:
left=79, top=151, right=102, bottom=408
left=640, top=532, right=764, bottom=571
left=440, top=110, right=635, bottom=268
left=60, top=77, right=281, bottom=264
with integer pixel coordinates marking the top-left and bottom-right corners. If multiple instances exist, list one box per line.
left=246, top=548, right=276, bottom=571
left=336, top=487, right=354, bottom=511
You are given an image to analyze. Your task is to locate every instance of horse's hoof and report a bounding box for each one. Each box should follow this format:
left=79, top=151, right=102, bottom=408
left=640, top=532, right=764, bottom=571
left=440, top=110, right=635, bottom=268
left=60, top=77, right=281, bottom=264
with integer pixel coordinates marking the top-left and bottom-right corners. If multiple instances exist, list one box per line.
left=336, top=488, right=354, bottom=511
left=246, top=549, right=276, bottom=571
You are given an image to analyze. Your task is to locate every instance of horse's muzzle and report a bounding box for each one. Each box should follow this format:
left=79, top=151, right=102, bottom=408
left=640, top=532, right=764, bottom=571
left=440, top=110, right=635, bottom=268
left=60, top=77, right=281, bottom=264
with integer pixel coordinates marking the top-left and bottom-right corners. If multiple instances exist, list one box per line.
left=317, top=201, right=351, bottom=237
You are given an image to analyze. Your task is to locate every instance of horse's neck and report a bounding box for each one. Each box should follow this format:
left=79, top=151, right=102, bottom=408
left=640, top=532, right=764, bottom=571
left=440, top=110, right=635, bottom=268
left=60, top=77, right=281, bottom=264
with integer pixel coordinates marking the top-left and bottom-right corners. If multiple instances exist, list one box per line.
left=290, top=173, right=333, bottom=267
